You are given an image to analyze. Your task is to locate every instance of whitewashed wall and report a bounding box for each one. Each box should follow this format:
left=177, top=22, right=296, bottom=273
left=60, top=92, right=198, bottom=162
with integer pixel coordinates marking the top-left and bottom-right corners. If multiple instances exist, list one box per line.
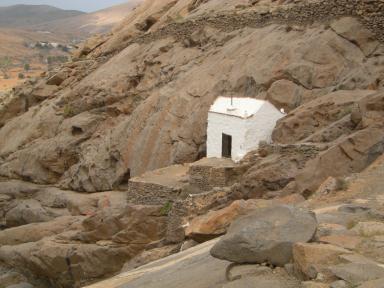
left=244, top=102, right=285, bottom=152
left=207, top=102, right=284, bottom=162
left=207, top=112, right=248, bottom=161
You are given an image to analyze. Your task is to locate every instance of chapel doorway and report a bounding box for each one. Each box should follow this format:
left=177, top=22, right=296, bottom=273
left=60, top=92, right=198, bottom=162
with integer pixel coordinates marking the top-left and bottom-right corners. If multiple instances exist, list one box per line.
left=222, top=133, right=232, bottom=158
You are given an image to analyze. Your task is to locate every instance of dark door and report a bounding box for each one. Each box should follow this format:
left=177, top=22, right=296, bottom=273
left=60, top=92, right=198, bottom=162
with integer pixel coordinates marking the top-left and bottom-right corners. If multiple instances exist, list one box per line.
left=222, top=133, right=232, bottom=158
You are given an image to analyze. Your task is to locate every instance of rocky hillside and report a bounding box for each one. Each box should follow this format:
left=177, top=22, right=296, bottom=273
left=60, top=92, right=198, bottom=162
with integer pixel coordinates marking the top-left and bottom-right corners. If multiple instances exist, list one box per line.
left=0, top=0, right=384, bottom=287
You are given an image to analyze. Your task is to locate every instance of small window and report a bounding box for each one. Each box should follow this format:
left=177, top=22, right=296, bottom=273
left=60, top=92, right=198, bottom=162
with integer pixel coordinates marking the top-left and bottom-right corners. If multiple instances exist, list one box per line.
left=222, top=133, right=232, bottom=158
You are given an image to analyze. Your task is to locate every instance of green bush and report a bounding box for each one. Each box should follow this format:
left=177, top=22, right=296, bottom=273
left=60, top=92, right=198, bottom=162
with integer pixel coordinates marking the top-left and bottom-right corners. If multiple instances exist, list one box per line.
left=24, top=63, right=30, bottom=72
left=160, top=201, right=173, bottom=216
left=336, top=178, right=349, bottom=191
left=63, top=104, right=75, bottom=118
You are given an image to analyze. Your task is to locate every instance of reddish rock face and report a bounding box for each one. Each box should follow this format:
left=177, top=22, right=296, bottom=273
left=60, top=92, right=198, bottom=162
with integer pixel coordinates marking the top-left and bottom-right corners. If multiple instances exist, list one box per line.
left=185, top=199, right=274, bottom=242
left=293, top=243, right=352, bottom=280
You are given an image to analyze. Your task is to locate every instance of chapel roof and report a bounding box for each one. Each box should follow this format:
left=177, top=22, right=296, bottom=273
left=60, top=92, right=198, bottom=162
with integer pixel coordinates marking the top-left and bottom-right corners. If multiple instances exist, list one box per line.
left=209, top=96, right=270, bottom=118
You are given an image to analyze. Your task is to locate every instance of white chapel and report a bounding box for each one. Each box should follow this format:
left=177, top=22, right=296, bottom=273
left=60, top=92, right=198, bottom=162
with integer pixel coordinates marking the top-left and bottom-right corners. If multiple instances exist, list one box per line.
left=206, top=96, right=284, bottom=162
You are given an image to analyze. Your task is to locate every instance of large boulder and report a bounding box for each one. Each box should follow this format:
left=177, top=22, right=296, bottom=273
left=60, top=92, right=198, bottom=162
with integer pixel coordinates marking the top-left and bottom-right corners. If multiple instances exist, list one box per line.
left=266, top=79, right=307, bottom=112
left=185, top=199, right=275, bottom=242
left=210, top=205, right=317, bottom=266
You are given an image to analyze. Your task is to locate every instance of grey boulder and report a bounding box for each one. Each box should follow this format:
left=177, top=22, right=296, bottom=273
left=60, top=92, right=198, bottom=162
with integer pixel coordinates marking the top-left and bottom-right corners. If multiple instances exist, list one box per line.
left=210, top=205, right=317, bottom=266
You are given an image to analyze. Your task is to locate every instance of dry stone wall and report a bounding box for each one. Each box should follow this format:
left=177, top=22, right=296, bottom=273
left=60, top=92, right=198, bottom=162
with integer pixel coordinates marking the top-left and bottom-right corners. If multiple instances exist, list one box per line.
left=126, top=0, right=384, bottom=48
left=189, top=165, right=237, bottom=191
left=127, top=181, right=183, bottom=205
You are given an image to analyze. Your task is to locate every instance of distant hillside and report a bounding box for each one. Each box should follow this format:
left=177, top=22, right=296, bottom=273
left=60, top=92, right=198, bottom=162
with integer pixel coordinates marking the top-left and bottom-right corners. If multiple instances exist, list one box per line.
left=0, top=1, right=143, bottom=92
left=0, top=4, right=84, bottom=28
left=32, top=1, right=143, bottom=38
left=0, top=28, right=67, bottom=59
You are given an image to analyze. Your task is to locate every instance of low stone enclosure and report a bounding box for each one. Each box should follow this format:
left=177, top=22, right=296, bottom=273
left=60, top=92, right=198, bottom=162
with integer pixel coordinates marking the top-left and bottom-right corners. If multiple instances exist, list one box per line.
left=127, top=157, right=239, bottom=206
left=126, top=158, right=242, bottom=243
left=127, top=164, right=190, bottom=205
left=189, top=158, right=238, bottom=191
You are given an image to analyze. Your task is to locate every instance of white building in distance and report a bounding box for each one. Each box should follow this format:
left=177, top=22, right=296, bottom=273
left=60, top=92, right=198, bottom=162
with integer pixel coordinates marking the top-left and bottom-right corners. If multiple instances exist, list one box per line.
left=207, top=96, right=284, bottom=162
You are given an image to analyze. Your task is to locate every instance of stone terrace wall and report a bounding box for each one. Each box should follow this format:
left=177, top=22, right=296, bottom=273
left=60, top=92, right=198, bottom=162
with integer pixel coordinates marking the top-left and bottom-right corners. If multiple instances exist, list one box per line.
left=189, top=165, right=237, bottom=191
left=127, top=181, right=183, bottom=205
left=127, top=0, right=384, bottom=48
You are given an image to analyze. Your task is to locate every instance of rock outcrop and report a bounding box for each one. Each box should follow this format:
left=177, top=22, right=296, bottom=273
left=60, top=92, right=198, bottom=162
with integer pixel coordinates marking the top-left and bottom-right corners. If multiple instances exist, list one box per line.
left=185, top=199, right=274, bottom=242
left=210, top=205, right=317, bottom=266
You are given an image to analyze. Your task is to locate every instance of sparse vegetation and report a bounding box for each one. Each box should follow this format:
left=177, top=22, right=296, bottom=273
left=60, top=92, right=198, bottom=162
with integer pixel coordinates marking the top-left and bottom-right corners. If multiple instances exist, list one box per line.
left=346, top=219, right=358, bottom=230
left=47, top=55, right=69, bottom=65
left=173, top=13, right=184, bottom=23
left=63, top=104, right=75, bottom=118
left=160, top=201, right=173, bottom=216
left=0, top=56, right=12, bottom=79
left=339, top=105, right=353, bottom=118
left=336, top=177, right=349, bottom=191
left=23, top=63, right=30, bottom=72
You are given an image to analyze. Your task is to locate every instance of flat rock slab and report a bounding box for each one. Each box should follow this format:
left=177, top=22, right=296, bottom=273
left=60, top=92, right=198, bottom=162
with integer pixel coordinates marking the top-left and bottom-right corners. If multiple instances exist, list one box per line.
left=223, top=275, right=300, bottom=288
left=227, top=264, right=272, bottom=281
left=331, top=263, right=384, bottom=285
left=352, top=222, right=384, bottom=237
left=319, top=234, right=362, bottom=250
left=83, top=239, right=229, bottom=288
left=358, top=278, right=384, bottom=288
left=210, top=205, right=317, bottom=266
left=7, top=283, right=34, bottom=288
left=301, top=281, right=330, bottom=288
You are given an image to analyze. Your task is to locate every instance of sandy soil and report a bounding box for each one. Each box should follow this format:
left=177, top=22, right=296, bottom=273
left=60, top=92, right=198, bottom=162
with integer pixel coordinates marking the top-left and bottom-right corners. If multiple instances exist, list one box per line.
left=0, top=65, right=45, bottom=91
